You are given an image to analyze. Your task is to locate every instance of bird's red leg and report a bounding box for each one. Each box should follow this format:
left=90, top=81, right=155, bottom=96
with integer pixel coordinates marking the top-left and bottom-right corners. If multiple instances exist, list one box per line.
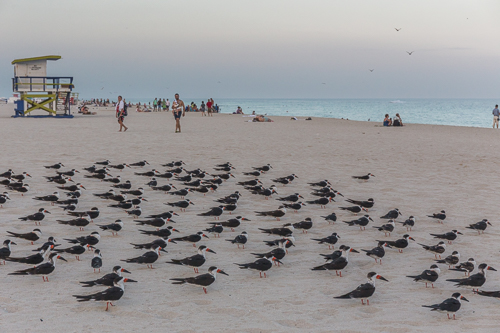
left=203, top=287, right=207, bottom=294
left=106, top=302, right=109, bottom=311
left=264, top=272, right=267, bottom=278
left=259, top=272, right=262, bottom=278
left=367, top=299, right=370, bottom=305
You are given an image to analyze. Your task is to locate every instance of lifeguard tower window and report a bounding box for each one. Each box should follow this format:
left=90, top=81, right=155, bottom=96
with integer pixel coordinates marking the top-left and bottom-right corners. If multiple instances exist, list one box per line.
left=11, top=55, right=75, bottom=118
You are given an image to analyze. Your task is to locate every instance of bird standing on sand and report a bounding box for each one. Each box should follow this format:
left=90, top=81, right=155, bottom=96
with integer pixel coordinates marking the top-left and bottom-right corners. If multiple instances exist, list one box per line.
left=226, top=231, right=248, bottom=249
left=334, top=272, right=389, bottom=305
left=73, top=276, right=135, bottom=311
left=422, top=293, right=468, bottom=320
left=407, top=264, right=440, bottom=288
left=92, top=249, right=103, bottom=273
left=8, top=253, right=67, bottom=282
left=170, top=266, right=228, bottom=294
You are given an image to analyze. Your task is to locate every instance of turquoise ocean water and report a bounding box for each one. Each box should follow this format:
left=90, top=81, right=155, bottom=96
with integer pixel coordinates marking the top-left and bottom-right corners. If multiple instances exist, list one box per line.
left=130, top=98, right=499, bottom=128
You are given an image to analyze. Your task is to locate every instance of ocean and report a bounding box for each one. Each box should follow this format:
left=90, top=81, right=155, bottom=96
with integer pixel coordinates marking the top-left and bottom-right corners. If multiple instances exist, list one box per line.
left=130, top=98, right=498, bottom=128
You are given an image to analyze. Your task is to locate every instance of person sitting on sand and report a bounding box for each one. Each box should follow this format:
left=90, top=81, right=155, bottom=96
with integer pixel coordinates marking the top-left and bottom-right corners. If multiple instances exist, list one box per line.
left=383, top=114, right=392, bottom=126
left=393, top=113, right=403, bottom=126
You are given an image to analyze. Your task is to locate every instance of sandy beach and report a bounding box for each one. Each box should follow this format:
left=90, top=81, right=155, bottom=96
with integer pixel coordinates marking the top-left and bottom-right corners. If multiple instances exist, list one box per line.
left=1, top=104, right=500, bottom=333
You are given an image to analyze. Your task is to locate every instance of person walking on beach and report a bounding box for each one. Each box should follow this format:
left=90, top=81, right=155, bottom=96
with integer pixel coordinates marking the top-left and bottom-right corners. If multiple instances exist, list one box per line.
left=153, top=98, right=158, bottom=112
left=493, top=105, right=499, bottom=128
left=166, top=99, right=170, bottom=111
left=116, top=95, right=128, bottom=132
left=172, top=93, right=185, bottom=133
left=207, top=98, right=213, bottom=117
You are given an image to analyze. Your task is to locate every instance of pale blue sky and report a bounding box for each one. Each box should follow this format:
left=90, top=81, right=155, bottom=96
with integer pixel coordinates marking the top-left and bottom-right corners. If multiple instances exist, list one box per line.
left=1, top=0, right=499, bottom=99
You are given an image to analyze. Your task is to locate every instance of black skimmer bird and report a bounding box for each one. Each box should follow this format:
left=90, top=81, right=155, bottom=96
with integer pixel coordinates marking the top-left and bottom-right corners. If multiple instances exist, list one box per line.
left=312, top=232, right=340, bottom=250
left=446, top=263, right=496, bottom=292
left=380, top=208, right=401, bottom=219
left=126, top=207, right=142, bottom=218
left=422, top=293, right=468, bottom=320
left=380, top=234, right=415, bottom=253
left=57, top=196, right=78, bottom=206
left=0, top=192, right=10, bottom=207
left=46, top=176, right=73, bottom=185
left=95, top=160, right=111, bottom=165
left=68, top=207, right=100, bottom=221
left=0, top=169, right=14, bottom=178
left=64, top=188, right=83, bottom=198
left=407, top=264, right=441, bottom=288
left=311, top=246, right=358, bottom=276
left=57, top=169, right=79, bottom=177
left=84, top=172, right=110, bottom=180
left=94, top=189, right=116, bottom=198
left=134, top=169, right=159, bottom=177
left=166, top=199, right=194, bottom=212
left=167, top=245, right=216, bottom=273
left=192, top=185, right=216, bottom=195
left=121, top=188, right=144, bottom=196
left=237, top=179, right=262, bottom=187
left=198, top=206, right=225, bottom=220
left=184, top=179, right=202, bottom=187
left=109, top=163, right=130, bottom=170
left=33, top=192, right=59, bottom=205
left=135, top=217, right=168, bottom=230
left=98, top=219, right=124, bottom=236
left=129, top=160, right=150, bottom=167
left=53, top=244, right=89, bottom=261
left=145, top=178, right=158, bottom=187
left=282, top=202, right=306, bottom=213
left=64, top=231, right=100, bottom=247
left=428, top=210, right=446, bottom=223
left=74, top=276, right=134, bottom=311
left=163, top=160, right=186, bottom=167
left=209, top=216, right=249, bottom=231
left=250, top=186, right=277, bottom=199
left=58, top=183, right=86, bottom=192
left=44, top=163, right=64, bottom=169
left=7, top=229, right=42, bottom=245
left=175, top=173, right=193, bottom=182
left=272, top=174, right=298, bottom=185
left=57, top=214, right=91, bottom=231
left=80, top=266, right=133, bottom=287
left=83, top=165, right=97, bottom=173
left=292, top=218, right=313, bottom=233
left=418, top=241, right=446, bottom=259
left=226, top=231, right=248, bottom=249
left=131, top=237, right=175, bottom=252
left=33, top=237, right=58, bottom=252
left=252, top=164, right=272, bottom=172
left=399, top=216, right=416, bottom=231
left=345, top=198, right=374, bottom=209
left=91, top=249, right=103, bottom=273
left=139, top=226, right=179, bottom=238
left=319, top=246, right=347, bottom=262
left=122, top=245, right=162, bottom=269
left=9, top=252, right=67, bottom=282
left=0, top=240, right=16, bottom=264
left=11, top=172, right=32, bottom=181
left=466, top=219, right=492, bottom=234
left=212, top=173, right=235, bottom=180
left=172, top=232, right=209, bottom=247
left=108, top=193, right=127, bottom=202
left=321, top=212, right=337, bottom=224
left=6, top=246, right=52, bottom=265
left=310, top=190, right=343, bottom=199
left=215, top=191, right=241, bottom=204
left=306, top=196, right=333, bottom=208
left=0, top=178, right=14, bottom=186
left=276, top=193, right=303, bottom=203
left=221, top=203, right=237, bottom=214
left=251, top=239, right=289, bottom=264
left=7, top=183, right=30, bottom=195
left=60, top=203, right=77, bottom=211
left=259, top=224, right=294, bottom=237
left=168, top=188, right=191, bottom=198
left=18, top=208, right=50, bottom=225
left=145, top=211, right=178, bottom=220
left=235, top=255, right=281, bottom=278
left=351, top=173, right=374, bottom=181
left=450, top=258, right=476, bottom=276
left=361, top=242, right=391, bottom=264
left=243, top=170, right=261, bottom=177
left=477, top=290, right=500, bottom=300
left=168, top=167, right=184, bottom=174
left=339, top=205, right=366, bottom=215
left=344, top=215, right=373, bottom=230
left=264, top=236, right=295, bottom=253
left=214, top=165, right=234, bottom=172
left=430, top=230, right=462, bottom=244
left=114, top=180, right=132, bottom=189
left=372, top=220, right=395, bottom=236
left=435, top=251, right=460, bottom=268
left=308, top=180, right=331, bottom=187
left=255, top=206, right=286, bottom=221
left=204, top=224, right=223, bottom=237
left=109, top=200, right=133, bottom=209
left=334, top=271, right=388, bottom=305
left=171, top=266, right=228, bottom=294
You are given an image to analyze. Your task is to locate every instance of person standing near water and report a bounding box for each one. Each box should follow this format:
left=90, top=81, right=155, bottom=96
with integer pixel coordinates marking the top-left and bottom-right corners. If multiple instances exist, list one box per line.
left=116, top=95, right=128, bottom=132
left=172, top=93, right=185, bottom=133
left=493, top=105, right=499, bottom=129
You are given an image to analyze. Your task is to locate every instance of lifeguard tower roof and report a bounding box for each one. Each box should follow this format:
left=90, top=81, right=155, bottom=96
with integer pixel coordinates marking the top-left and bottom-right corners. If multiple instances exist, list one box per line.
left=11, top=55, right=61, bottom=65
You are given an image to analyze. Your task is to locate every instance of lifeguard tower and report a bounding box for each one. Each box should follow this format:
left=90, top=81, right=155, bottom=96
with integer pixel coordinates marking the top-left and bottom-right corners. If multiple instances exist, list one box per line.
left=11, top=55, right=74, bottom=118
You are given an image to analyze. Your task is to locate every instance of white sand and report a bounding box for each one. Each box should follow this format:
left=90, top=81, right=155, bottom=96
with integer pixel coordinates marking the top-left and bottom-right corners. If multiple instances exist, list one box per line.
left=0, top=104, right=499, bottom=333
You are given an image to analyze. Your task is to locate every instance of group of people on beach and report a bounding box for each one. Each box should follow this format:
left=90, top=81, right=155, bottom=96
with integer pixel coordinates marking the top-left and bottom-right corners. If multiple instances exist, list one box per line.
left=383, top=113, right=403, bottom=127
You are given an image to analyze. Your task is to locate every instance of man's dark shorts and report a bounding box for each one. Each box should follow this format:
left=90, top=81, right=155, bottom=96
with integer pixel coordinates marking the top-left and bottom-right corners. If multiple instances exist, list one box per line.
left=174, top=111, right=182, bottom=119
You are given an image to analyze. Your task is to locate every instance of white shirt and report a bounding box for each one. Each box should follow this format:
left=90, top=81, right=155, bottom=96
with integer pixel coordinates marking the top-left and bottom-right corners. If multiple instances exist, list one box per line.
left=117, top=100, right=124, bottom=111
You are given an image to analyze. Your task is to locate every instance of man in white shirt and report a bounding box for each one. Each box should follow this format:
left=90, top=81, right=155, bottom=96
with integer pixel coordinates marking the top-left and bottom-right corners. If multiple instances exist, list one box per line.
left=116, top=95, right=128, bottom=132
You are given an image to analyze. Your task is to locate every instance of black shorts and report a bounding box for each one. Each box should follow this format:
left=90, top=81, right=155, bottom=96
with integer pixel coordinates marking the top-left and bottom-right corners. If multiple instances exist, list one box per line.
left=174, top=111, right=182, bottom=119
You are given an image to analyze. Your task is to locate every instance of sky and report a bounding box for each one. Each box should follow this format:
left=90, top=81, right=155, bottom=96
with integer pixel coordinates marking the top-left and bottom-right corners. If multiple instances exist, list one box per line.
left=0, top=0, right=499, bottom=100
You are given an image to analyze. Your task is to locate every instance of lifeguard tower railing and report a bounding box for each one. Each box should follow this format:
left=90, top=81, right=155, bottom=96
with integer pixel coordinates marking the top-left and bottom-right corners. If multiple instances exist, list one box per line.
left=12, top=76, right=74, bottom=116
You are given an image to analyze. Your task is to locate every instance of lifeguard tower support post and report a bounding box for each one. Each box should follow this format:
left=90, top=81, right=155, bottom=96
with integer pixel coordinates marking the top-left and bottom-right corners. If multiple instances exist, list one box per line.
left=11, top=55, right=74, bottom=118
